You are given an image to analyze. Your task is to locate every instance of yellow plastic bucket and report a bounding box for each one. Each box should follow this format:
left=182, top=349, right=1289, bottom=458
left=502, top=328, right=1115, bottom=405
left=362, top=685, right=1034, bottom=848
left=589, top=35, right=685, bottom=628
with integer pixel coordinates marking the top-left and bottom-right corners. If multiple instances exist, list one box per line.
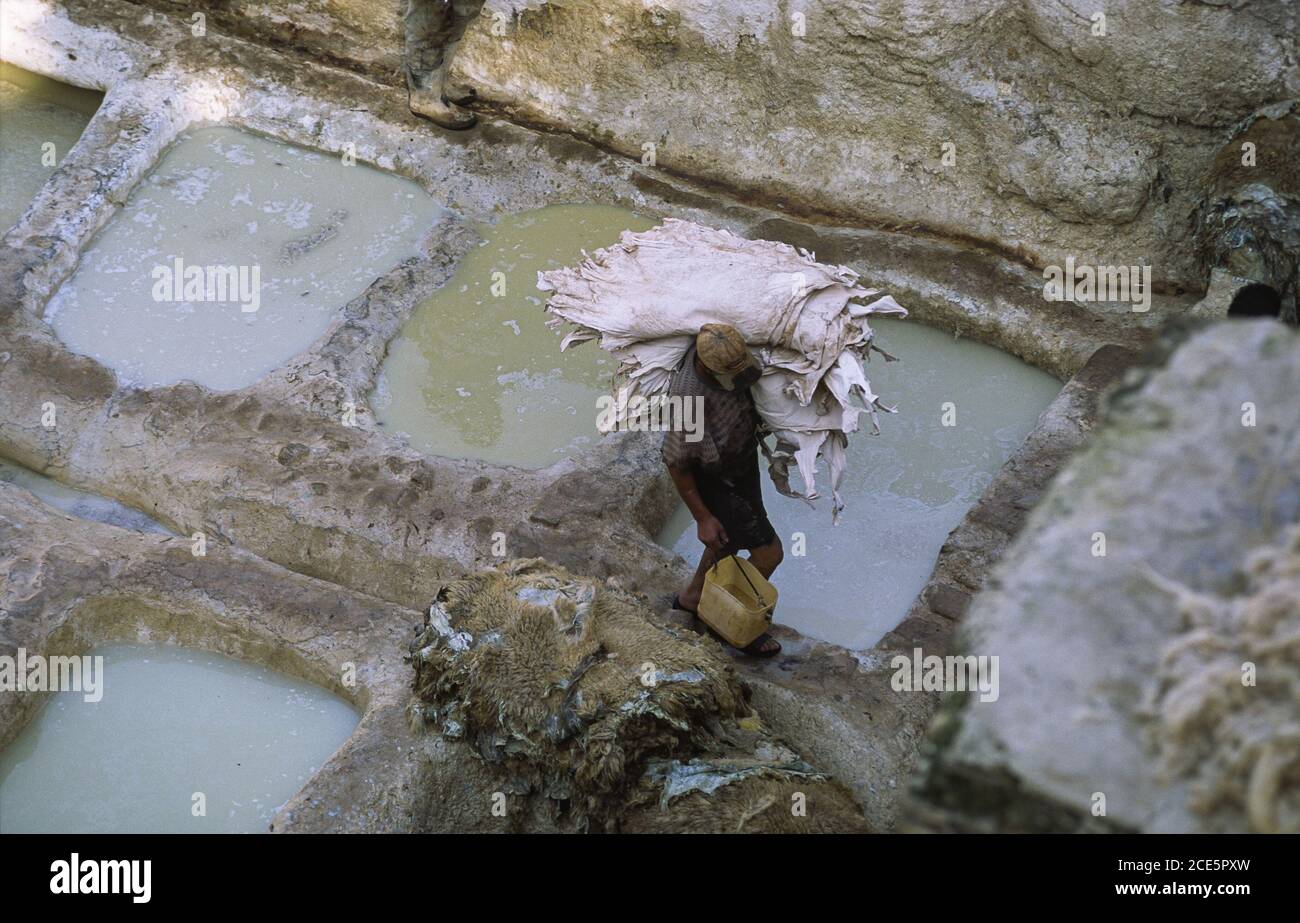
left=698, top=555, right=777, bottom=649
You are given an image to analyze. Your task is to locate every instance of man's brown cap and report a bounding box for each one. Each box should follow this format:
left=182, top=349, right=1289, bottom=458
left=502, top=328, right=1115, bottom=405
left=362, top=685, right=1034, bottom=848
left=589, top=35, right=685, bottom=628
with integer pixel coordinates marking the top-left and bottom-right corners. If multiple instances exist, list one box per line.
left=696, top=323, right=759, bottom=376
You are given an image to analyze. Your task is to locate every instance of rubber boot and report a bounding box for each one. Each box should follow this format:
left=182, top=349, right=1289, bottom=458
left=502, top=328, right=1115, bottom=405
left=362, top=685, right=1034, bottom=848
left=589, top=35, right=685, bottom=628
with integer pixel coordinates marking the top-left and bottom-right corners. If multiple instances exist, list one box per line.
left=404, top=0, right=477, bottom=130
left=408, top=83, right=477, bottom=130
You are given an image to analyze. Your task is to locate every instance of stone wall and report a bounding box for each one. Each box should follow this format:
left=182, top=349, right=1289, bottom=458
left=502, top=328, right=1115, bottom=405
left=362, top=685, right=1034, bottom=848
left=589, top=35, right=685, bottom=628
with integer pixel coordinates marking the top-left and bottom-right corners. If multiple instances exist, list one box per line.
left=117, top=1, right=1300, bottom=295
left=448, top=0, right=1297, bottom=291
left=126, top=0, right=406, bottom=80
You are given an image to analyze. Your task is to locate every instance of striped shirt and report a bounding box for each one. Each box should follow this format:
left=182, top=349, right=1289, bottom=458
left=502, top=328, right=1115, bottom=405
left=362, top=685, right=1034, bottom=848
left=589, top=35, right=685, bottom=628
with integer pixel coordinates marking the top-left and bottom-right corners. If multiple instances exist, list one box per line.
left=661, top=347, right=759, bottom=473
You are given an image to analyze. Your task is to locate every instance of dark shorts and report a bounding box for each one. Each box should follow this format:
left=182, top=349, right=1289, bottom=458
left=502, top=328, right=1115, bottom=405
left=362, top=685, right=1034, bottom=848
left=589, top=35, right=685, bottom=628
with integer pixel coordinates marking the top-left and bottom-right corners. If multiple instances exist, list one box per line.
left=695, top=452, right=777, bottom=556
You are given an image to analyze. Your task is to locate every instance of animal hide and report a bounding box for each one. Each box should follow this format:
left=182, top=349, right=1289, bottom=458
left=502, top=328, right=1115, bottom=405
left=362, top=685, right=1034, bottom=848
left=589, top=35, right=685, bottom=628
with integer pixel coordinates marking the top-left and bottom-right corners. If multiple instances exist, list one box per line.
left=539, top=219, right=907, bottom=520
left=408, top=559, right=869, bottom=832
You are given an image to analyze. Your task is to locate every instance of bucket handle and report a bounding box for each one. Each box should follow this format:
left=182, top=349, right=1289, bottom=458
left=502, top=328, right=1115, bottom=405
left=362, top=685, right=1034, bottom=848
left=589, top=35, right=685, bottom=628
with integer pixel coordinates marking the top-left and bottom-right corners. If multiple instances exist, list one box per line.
left=727, top=553, right=768, bottom=609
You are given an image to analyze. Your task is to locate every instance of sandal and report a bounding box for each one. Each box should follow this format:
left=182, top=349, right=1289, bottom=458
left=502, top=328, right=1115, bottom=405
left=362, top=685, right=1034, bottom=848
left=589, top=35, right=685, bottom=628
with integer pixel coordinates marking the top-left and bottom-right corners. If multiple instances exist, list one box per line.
left=741, top=632, right=782, bottom=658
left=670, top=593, right=698, bottom=616
left=689, top=613, right=782, bottom=659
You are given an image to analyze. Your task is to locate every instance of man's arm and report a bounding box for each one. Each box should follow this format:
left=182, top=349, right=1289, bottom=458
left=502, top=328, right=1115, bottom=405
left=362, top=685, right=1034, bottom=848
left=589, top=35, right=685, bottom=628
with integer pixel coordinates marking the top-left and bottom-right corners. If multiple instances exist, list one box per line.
left=667, top=463, right=728, bottom=553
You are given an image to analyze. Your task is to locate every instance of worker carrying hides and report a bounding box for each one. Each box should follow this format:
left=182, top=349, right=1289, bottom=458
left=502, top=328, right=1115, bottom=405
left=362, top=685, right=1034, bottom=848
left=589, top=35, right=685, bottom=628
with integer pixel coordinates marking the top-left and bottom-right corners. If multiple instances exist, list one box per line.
left=538, top=219, right=907, bottom=521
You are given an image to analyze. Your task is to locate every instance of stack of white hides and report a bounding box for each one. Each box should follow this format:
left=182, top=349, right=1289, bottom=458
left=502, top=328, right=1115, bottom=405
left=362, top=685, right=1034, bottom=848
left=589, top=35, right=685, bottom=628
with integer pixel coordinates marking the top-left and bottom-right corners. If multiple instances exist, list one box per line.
left=538, top=219, right=907, bottom=521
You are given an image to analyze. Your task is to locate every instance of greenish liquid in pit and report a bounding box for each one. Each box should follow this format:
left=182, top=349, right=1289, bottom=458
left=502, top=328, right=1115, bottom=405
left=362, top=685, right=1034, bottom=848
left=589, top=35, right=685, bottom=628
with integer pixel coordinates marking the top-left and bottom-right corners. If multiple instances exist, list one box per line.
left=0, top=644, right=358, bottom=834
left=373, top=204, right=656, bottom=469
left=0, top=64, right=102, bottom=232
left=658, top=319, right=1062, bottom=651
left=0, top=458, right=170, bottom=534
left=45, top=125, right=443, bottom=391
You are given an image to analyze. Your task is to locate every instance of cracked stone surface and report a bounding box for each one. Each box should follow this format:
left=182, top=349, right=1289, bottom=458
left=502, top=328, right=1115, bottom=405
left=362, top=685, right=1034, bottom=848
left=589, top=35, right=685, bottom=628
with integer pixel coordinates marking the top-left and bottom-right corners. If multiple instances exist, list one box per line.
left=0, top=0, right=1172, bottom=831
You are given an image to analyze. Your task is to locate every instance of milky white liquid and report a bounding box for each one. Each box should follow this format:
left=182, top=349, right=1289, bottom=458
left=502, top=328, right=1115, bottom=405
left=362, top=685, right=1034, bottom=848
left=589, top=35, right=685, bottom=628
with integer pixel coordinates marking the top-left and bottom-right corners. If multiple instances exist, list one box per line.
left=46, top=126, right=443, bottom=391
left=374, top=204, right=656, bottom=468
left=0, top=644, right=358, bottom=834
left=0, top=64, right=101, bottom=232
left=0, top=458, right=169, bottom=534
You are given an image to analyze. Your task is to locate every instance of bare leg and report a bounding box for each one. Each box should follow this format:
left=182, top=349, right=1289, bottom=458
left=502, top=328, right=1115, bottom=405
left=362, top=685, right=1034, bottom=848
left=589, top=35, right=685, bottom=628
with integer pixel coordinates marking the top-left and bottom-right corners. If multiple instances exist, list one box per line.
left=677, top=546, right=718, bottom=612
left=746, top=537, right=783, bottom=579
left=743, top=538, right=783, bottom=655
